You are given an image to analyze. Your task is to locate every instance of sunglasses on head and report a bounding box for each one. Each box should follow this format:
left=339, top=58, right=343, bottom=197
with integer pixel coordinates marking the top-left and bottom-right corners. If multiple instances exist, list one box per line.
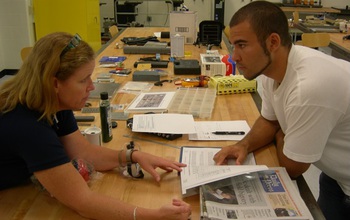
left=60, top=33, right=81, bottom=57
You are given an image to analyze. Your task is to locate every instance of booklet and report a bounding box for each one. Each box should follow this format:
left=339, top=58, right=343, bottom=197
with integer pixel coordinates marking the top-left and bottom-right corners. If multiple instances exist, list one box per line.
left=200, top=167, right=314, bottom=220
left=179, top=146, right=268, bottom=197
left=124, top=91, right=176, bottom=113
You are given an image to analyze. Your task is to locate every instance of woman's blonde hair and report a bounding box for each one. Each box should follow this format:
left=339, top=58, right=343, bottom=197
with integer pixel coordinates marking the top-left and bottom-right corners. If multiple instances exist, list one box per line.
left=0, top=32, right=95, bottom=124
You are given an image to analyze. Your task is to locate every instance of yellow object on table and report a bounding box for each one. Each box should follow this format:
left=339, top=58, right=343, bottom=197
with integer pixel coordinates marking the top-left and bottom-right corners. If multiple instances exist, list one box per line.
left=209, top=75, right=257, bottom=95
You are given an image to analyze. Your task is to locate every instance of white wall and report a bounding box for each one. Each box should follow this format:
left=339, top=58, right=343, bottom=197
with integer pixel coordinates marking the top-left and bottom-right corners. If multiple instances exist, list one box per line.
left=322, top=0, right=349, bottom=7
left=224, top=0, right=251, bottom=26
left=0, top=0, right=35, bottom=71
left=136, top=1, right=175, bottom=27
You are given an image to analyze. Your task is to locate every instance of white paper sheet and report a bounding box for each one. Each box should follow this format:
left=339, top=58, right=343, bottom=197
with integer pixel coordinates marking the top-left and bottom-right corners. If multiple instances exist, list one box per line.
left=132, top=113, right=196, bottom=134
left=188, top=120, right=250, bottom=141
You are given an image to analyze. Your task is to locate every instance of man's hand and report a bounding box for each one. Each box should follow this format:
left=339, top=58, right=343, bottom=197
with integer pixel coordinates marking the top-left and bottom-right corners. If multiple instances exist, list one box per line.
left=213, top=143, right=249, bottom=165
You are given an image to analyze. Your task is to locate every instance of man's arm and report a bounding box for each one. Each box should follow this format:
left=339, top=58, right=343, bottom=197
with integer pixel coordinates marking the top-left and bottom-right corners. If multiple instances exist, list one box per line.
left=274, top=129, right=311, bottom=178
left=242, top=116, right=281, bottom=152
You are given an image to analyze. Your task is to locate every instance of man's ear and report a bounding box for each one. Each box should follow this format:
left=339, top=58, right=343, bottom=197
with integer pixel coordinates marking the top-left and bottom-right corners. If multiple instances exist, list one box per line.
left=267, top=33, right=281, bottom=52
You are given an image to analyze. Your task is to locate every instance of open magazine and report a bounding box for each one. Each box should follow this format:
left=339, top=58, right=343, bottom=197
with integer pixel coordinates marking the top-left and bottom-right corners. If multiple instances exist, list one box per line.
left=200, top=167, right=313, bottom=220
left=179, top=146, right=268, bottom=197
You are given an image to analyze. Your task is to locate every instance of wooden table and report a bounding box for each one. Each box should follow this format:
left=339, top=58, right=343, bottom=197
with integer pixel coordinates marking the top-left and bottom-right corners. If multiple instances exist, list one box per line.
left=0, top=27, right=320, bottom=220
left=280, top=6, right=340, bottom=14
left=329, top=33, right=350, bottom=62
left=293, top=22, right=350, bottom=62
left=281, top=7, right=340, bottom=23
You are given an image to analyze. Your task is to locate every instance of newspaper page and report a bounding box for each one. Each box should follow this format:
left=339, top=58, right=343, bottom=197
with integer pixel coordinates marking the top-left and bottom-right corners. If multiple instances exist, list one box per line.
left=180, top=146, right=268, bottom=197
left=200, top=167, right=313, bottom=220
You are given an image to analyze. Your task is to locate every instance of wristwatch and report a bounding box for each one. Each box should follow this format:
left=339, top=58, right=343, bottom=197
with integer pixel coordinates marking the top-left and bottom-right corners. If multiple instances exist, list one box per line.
left=126, top=149, right=137, bottom=165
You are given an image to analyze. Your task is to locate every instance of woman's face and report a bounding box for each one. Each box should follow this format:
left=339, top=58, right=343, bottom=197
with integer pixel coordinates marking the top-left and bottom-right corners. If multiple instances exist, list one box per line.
left=55, top=60, right=95, bottom=111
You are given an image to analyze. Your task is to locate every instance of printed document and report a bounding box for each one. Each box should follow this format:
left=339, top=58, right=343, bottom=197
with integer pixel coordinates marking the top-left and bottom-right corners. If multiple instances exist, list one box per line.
left=132, top=113, right=196, bottom=134
left=179, top=146, right=267, bottom=197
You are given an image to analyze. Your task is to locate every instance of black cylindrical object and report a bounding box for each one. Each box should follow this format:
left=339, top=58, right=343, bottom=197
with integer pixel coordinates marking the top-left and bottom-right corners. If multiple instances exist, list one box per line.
left=99, top=92, right=113, bottom=143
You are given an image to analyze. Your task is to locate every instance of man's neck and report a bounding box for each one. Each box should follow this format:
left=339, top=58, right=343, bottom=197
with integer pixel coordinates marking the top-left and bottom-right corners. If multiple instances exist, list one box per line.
left=265, top=45, right=290, bottom=84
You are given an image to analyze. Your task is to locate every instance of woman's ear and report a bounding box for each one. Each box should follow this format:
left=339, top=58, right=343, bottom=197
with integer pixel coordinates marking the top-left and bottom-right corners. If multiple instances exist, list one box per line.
left=53, top=77, right=59, bottom=93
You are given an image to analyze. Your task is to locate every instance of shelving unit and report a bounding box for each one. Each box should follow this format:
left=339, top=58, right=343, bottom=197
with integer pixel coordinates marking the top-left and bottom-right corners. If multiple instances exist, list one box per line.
left=114, top=1, right=142, bottom=28
left=113, top=0, right=184, bottom=28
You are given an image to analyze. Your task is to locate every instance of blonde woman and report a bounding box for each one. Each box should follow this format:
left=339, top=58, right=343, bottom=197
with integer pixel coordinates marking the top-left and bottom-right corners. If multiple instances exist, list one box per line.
left=0, top=32, right=191, bottom=220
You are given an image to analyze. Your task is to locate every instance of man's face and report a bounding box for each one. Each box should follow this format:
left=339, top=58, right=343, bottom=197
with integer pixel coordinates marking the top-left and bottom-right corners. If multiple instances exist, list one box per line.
left=55, top=60, right=95, bottom=111
left=229, top=21, right=271, bottom=80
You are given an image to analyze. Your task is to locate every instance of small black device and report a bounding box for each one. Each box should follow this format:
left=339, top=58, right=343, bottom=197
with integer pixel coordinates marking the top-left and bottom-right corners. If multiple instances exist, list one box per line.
left=126, top=117, right=182, bottom=140
left=133, top=61, right=169, bottom=68
left=160, top=31, right=170, bottom=38
left=174, top=59, right=201, bottom=75
left=132, top=70, right=161, bottom=82
left=121, top=36, right=159, bottom=45
left=343, top=35, right=350, bottom=40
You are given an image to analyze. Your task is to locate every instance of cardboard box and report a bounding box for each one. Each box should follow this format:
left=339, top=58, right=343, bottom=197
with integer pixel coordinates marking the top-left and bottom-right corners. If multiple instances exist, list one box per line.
left=209, top=75, right=257, bottom=95
left=170, top=11, right=197, bottom=44
left=200, top=54, right=226, bottom=76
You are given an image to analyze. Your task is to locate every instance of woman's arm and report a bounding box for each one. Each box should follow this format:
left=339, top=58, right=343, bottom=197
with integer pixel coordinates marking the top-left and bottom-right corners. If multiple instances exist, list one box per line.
left=34, top=163, right=191, bottom=220
left=60, top=130, right=120, bottom=171
left=60, top=130, right=186, bottom=181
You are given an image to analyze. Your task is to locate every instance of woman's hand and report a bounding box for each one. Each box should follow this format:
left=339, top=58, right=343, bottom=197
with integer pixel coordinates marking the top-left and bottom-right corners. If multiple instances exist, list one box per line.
left=132, top=151, right=187, bottom=182
left=158, top=199, right=191, bottom=220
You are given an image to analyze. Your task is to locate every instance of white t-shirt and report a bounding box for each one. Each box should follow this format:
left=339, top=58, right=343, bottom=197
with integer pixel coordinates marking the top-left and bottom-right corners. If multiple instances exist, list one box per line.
left=261, top=45, right=350, bottom=195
